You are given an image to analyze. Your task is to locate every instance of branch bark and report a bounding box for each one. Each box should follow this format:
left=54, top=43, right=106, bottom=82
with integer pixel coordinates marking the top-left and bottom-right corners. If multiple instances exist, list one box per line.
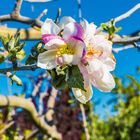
left=80, top=104, right=90, bottom=140
left=0, top=26, right=41, bottom=40
left=113, top=35, right=140, bottom=45
left=0, top=95, right=62, bottom=139
left=0, top=64, right=38, bottom=73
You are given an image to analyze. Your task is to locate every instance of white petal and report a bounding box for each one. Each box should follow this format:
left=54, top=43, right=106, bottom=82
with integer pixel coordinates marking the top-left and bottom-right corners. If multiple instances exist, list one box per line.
left=41, top=18, right=60, bottom=35
left=62, top=54, right=74, bottom=64
left=92, top=71, right=115, bottom=92
left=78, top=63, right=90, bottom=88
left=91, top=35, right=112, bottom=55
left=102, top=57, right=116, bottom=71
left=72, top=85, right=93, bottom=104
left=67, top=38, right=85, bottom=65
left=81, top=19, right=96, bottom=38
left=37, top=50, right=57, bottom=70
left=59, top=16, right=75, bottom=29
left=87, top=59, right=104, bottom=78
left=44, top=38, right=66, bottom=50
left=88, top=59, right=115, bottom=92
left=63, top=22, right=83, bottom=40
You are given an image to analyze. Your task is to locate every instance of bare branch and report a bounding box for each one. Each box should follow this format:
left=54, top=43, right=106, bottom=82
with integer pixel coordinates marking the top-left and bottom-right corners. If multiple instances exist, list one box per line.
left=0, top=64, right=38, bottom=73
left=77, top=0, right=82, bottom=21
left=25, top=0, right=56, bottom=2
left=54, top=8, right=61, bottom=24
left=0, top=95, right=62, bottom=139
left=113, top=45, right=134, bottom=53
left=37, top=9, right=48, bottom=20
left=0, top=121, right=15, bottom=135
left=97, top=3, right=140, bottom=32
left=0, top=15, right=43, bottom=27
left=12, top=0, right=23, bottom=16
left=45, top=88, right=57, bottom=122
left=114, top=3, right=140, bottom=23
left=0, top=26, right=41, bottom=40
left=113, top=35, right=140, bottom=45
left=80, top=104, right=90, bottom=140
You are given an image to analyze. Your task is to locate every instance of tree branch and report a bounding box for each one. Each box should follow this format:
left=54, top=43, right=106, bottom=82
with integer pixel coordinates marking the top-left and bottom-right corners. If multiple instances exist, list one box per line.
left=0, top=95, right=62, bottom=139
left=114, top=3, right=140, bottom=23
left=12, top=0, right=23, bottom=16
left=80, top=104, right=90, bottom=140
left=0, top=26, right=41, bottom=40
left=113, top=35, right=140, bottom=45
left=0, top=64, right=38, bottom=73
left=97, top=3, right=140, bottom=32
left=25, top=0, right=56, bottom=2
left=0, top=121, right=15, bottom=135
left=0, top=15, right=43, bottom=27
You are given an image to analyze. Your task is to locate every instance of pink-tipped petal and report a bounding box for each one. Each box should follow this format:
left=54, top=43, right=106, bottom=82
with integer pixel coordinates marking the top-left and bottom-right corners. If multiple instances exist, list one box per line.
left=44, top=38, right=66, bottom=50
left=63, top=22, right=84, bottom=40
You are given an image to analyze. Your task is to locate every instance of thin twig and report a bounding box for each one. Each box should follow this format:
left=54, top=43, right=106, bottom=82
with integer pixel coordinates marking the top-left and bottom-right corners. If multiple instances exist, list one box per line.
left=97, top=3, right=140, bottom=32
left=0, top=121, right=15, bottom=135
left=114, top=3, right=140, bottom=23
left=54, top=8, right=61, bottom=24
left=25, top=0, right=57, bottom=2
left=77, top=0, right=82, bottom=21
left=0, top=15, right=43, bottom=27
left=80, top=104, right=90, bottom=140
left=113, top=35, right=140, bottom=45
left=12, top=0, right=23, bottom=16
left=113, top=45, right=134, bottom=53
left=0, top=64, right=38, bottom=73
left=45, top=88, right=57, bottom=122
left=24, top=129, right=39, bottom=140
left=37, top=9, right=48, bottom=20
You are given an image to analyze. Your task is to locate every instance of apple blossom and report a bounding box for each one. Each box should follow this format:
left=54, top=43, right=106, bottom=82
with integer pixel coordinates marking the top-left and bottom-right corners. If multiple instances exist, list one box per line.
left=37, top=17, right=116, bottom=104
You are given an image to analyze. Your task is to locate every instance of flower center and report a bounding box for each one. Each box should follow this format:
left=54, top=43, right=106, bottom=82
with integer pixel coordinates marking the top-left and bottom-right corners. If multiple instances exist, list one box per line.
left=86, top=44, right=103, bottom=58
left=57, top=44, right=75, bottom=56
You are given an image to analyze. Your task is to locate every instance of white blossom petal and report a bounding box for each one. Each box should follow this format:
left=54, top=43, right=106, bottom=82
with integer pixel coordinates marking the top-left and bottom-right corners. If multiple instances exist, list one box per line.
left=92, top=71, right=115, bottom=92
left=72, top=85, right=93, bottom=104
left=102, top=57, right=116, bottom=71
left=88, top=59, right=115, bottom=92
left=44, top=38, right=66, bottom=50
left=59, top=16, right=75, bottom=29
left=37, top=50, right=57, bottom=70
left=67, top=38, right=85, bottom=65
left=41, top=18, right=60, bottom=35
left=63, top=22, right=84, bottom=40
left=91, top=35, right=112, bottom=55
left=61, top=54, right=74, bottom=64
left=81, top=19, right=96, bottom=40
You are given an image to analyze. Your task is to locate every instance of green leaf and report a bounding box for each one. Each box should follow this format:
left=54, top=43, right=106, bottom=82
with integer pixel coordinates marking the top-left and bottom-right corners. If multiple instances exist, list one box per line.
left=66, top=65, right=85, bottom=91
left=0, top=54, right=5, bottom=63
left=25, top=42, right=44, bottom=65
left=48, top=69, right=68, bottom=90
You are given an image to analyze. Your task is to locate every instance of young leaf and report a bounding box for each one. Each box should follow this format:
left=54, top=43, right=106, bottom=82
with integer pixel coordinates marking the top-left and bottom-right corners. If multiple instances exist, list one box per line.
left=66, top=65, right=85, bottom=91
left=48, top=69, right=68, bottom=90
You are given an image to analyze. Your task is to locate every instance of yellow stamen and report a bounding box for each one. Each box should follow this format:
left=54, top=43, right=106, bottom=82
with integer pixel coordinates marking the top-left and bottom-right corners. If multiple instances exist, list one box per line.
left=56, top=44, right=74, bottom=56
left=86, top=44, right=103, bottom=58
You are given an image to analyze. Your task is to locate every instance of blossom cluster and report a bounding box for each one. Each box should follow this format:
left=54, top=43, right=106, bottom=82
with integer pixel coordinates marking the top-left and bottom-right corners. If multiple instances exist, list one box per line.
left=37, top=17, right=116, bottom=104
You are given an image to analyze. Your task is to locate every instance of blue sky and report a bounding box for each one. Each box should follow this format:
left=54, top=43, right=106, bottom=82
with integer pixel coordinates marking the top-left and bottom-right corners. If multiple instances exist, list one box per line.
left=0, top=0, right=140, bottom=119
